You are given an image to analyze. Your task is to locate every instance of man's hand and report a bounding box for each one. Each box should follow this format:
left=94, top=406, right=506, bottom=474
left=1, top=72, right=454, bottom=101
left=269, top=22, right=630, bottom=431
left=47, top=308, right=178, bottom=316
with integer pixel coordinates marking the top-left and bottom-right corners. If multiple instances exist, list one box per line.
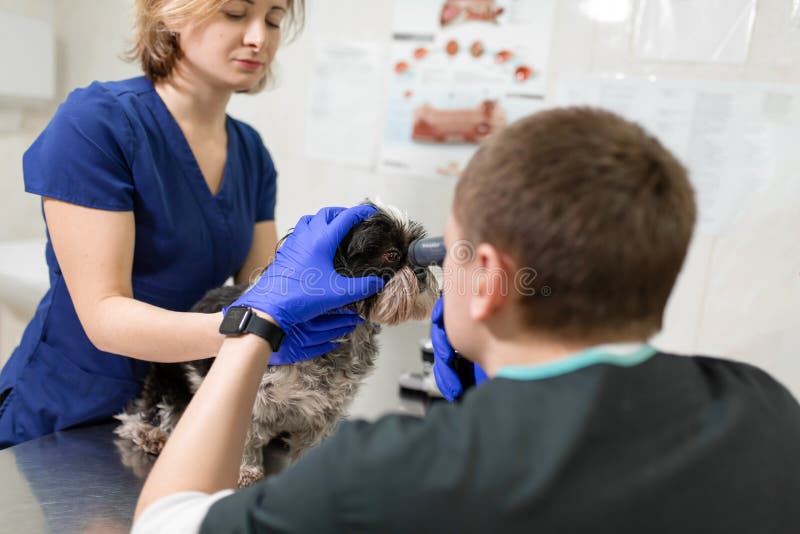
left=431, top=297, right=487, bottom=401
left=229, top=205, right=385, bottom=330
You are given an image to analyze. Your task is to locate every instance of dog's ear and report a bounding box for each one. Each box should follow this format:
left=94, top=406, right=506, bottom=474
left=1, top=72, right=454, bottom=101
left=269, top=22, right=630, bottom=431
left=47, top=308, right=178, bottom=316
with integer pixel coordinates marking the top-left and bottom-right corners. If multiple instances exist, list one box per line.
left=334, top=224, right=359, bottom=275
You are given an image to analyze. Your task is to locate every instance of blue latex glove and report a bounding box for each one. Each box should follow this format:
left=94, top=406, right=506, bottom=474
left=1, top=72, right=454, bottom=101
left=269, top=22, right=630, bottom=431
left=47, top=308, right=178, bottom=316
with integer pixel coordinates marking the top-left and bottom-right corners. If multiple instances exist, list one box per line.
left=269, top=310, right=364, bottom=365
left=229, top=205, right=386, bottom=330
left=431, top=297, right=487, bottom=401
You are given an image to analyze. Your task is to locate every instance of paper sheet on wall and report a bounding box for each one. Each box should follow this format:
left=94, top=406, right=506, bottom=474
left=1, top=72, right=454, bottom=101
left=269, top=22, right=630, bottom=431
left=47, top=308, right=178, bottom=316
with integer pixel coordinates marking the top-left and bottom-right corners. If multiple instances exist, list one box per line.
left=556, top=74, right=800, bottom=234
left=633, top=0, right=757, bottom=64
left=304, top=42, right=384, bottom=167
left=379, top=0, right=555, bottom=178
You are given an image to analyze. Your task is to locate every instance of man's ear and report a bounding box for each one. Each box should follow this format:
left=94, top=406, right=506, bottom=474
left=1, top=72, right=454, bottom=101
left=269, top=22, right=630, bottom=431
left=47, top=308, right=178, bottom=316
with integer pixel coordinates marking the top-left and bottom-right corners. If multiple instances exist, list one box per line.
left=469, top=243, right=514, bottom=322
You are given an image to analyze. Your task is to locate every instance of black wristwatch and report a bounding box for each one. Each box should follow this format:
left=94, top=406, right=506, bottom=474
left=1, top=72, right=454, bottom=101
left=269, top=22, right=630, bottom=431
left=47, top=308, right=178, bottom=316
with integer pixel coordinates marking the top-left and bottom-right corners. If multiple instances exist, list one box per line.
left=219, top=306, right=285, bottom=351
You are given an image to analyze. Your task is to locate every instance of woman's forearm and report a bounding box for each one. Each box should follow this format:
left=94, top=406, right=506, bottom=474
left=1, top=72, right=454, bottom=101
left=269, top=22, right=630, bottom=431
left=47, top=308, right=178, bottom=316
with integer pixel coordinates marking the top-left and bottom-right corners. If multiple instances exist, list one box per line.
left=134, top=327, right=272, bottom=519
left=88, top=295, right=225, bottom=362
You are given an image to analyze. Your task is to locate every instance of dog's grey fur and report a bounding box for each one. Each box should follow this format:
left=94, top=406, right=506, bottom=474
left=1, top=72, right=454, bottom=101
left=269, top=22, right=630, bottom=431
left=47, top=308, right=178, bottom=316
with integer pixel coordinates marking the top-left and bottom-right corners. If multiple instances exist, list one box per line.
left=114, top=203, right=438, bottom=486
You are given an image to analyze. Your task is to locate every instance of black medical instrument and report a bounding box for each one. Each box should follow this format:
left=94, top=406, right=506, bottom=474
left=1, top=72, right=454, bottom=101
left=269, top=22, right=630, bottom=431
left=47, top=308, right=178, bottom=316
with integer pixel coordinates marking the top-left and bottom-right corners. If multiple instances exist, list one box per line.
left=407, top=236, right=446, bottom=267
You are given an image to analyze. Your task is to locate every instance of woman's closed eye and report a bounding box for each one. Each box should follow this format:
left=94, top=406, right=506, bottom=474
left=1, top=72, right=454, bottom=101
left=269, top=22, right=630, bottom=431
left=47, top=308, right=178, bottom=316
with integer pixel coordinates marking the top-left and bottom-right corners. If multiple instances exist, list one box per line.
left=223, top=11, right=281, bottom=28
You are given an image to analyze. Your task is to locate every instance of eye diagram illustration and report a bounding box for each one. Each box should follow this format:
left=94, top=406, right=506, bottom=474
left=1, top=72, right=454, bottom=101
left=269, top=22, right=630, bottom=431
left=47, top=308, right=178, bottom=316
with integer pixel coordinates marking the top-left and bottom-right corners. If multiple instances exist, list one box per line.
left=412, top=100, right=507, bottom=144
left=393, top=37, right=531, bottom=145
left=394, top=39, right=534, bottom=84
left=440, top=0, right=505, bottom=27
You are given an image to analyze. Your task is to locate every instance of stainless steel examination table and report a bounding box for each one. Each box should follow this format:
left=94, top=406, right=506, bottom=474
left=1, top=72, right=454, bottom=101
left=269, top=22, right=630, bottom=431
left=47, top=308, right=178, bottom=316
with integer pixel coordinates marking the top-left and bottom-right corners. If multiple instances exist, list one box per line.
left=0, top=385, right=433, bottom=533
left=0, top=422, right=152, bottom=533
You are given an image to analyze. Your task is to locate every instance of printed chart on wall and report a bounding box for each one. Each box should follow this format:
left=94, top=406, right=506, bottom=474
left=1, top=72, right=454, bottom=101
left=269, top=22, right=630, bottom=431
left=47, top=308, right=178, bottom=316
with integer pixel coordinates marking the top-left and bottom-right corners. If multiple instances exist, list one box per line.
left=557, top=74, right=800, bottom=235
left=379, top=0, right=555, bottom=178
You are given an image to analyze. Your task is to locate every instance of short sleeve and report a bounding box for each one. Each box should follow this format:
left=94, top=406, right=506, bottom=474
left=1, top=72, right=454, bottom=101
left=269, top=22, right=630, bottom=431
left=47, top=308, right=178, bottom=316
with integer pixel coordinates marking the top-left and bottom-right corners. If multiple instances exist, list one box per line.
left=23, top=82, right=135, bottom=211
left=132, top=489, right=235, bottom=534
left=256, top=143, right=277, bottom=222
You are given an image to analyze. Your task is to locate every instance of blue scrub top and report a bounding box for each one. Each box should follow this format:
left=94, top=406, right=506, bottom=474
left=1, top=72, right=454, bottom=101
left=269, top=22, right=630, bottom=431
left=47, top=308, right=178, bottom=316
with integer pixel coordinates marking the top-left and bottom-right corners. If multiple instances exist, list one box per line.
left=0, top=76, right=277, bottom=448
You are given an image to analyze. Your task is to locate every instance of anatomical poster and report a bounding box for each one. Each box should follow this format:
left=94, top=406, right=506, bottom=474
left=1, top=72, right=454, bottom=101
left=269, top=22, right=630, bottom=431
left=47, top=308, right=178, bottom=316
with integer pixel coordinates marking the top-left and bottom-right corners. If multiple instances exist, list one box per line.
left=556, top=74, right=800, bottom=234
left=378, top=0, right=555, bottom=178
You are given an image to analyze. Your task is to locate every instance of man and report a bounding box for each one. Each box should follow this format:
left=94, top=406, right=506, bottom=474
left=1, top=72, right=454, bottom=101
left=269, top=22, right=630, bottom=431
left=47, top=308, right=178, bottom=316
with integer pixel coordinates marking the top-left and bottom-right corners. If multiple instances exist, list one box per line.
left=133, top=108, right=800, bottom=533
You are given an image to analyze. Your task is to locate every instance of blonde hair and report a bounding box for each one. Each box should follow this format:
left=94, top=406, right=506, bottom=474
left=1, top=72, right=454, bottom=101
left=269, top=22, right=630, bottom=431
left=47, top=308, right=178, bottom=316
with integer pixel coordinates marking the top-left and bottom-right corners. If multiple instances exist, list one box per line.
left=127, top=0, right=305, bottom=92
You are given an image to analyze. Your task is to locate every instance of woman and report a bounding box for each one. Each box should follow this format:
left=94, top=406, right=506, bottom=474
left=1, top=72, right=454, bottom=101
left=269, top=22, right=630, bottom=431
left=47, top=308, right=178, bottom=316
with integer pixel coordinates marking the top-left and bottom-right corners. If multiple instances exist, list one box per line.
left=0, top=0, right=318, bottom=448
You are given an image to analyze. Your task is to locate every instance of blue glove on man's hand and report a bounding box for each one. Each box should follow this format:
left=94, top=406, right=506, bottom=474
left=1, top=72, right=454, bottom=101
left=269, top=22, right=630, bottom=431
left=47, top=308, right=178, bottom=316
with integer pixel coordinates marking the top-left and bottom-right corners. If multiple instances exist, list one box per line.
left=431, top=297, right=487, bottom=402
left=229, top=205, right=386, bottom=330
left=269, top=310, right=364, bottom=365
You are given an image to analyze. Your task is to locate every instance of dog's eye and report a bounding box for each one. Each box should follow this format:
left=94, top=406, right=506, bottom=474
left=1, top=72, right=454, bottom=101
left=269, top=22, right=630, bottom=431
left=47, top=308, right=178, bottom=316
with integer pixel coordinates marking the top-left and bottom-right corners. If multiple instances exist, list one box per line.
left=382, top=250, right=401, bottom=263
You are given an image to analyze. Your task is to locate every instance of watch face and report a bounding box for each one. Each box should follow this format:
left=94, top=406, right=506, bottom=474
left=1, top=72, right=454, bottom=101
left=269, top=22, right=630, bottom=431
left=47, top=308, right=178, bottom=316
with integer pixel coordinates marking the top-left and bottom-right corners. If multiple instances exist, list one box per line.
left=220, top=306, right=251, bottom=335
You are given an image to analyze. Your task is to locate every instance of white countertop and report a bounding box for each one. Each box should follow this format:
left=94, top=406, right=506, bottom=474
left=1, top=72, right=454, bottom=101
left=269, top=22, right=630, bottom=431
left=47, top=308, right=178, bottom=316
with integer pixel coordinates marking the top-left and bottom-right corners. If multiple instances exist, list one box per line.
left=0, top=239, right=49, bottom=318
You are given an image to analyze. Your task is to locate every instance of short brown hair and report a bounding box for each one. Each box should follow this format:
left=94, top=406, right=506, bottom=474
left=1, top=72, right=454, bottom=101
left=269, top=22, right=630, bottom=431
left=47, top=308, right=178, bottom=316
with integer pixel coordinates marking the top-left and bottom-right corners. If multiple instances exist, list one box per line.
left=127, top=0, right=305, bottom=91
left=454, top=107, right=696, bottom=342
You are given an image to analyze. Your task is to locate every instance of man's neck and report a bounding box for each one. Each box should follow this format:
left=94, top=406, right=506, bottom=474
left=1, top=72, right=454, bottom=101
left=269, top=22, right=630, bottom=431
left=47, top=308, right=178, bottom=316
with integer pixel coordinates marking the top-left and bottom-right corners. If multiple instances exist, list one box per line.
left=478, top=336, right=646, bottom=378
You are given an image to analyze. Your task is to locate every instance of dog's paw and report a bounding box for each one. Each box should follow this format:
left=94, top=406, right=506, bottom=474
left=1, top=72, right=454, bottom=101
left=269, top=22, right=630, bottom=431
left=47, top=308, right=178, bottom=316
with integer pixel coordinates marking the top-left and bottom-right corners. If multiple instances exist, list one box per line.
left=115, top=417, right=170, bottom=456
left=138, top=427, right=168, bottom=455
left=237, top=466, right=265, bottom=488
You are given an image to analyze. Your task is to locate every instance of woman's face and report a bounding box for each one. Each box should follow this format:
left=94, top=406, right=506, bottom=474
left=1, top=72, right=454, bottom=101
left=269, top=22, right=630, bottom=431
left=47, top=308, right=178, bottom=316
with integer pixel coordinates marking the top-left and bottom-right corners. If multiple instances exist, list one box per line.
left=176, top=0, right=289, bottom=92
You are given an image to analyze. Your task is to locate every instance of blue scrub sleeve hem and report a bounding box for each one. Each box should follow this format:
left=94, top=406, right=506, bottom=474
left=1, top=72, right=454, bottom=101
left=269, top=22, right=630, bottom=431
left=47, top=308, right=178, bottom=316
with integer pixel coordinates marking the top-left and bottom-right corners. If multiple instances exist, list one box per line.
left=25, top=186, right=134, bottom=212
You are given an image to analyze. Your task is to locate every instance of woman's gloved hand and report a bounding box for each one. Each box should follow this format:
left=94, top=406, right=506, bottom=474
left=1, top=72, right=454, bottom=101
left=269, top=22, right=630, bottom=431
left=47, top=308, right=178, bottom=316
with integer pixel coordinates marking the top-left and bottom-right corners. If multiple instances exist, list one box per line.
left=431, top=297, right=487, bottom=401
left=269, top=310, right=364, bottom=365
left=229, top=205, right=385, bottom=330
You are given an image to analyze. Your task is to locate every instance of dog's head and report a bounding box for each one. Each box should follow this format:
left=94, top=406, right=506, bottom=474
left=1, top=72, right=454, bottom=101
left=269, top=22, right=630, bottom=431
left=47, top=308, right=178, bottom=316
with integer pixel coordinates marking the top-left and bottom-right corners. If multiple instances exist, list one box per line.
left=334, top=202, right=438, bottom=325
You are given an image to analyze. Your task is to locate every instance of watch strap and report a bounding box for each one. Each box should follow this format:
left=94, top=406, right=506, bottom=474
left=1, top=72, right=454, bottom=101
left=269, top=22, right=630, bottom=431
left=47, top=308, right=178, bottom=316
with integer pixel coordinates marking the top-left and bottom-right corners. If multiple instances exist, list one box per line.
left=243, top=312, right=285, bottom=351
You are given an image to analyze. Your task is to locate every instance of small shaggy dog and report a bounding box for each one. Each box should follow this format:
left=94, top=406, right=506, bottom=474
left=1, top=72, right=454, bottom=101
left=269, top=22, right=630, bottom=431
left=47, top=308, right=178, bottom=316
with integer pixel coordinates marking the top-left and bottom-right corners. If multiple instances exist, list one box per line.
left=114, top=204, right=438, bottom=486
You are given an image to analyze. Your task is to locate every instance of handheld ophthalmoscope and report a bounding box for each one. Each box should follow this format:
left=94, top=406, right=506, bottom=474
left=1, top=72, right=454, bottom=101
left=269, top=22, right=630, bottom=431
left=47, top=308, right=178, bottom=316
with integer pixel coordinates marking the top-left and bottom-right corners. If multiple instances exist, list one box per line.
left=407, top=236, right=446, bottom=267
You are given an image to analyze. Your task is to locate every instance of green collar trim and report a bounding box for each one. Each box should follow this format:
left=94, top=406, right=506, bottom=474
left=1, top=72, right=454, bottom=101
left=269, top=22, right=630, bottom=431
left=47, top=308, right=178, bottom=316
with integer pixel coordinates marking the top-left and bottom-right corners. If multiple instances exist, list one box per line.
left=495, top=343, right=656, bottom=381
